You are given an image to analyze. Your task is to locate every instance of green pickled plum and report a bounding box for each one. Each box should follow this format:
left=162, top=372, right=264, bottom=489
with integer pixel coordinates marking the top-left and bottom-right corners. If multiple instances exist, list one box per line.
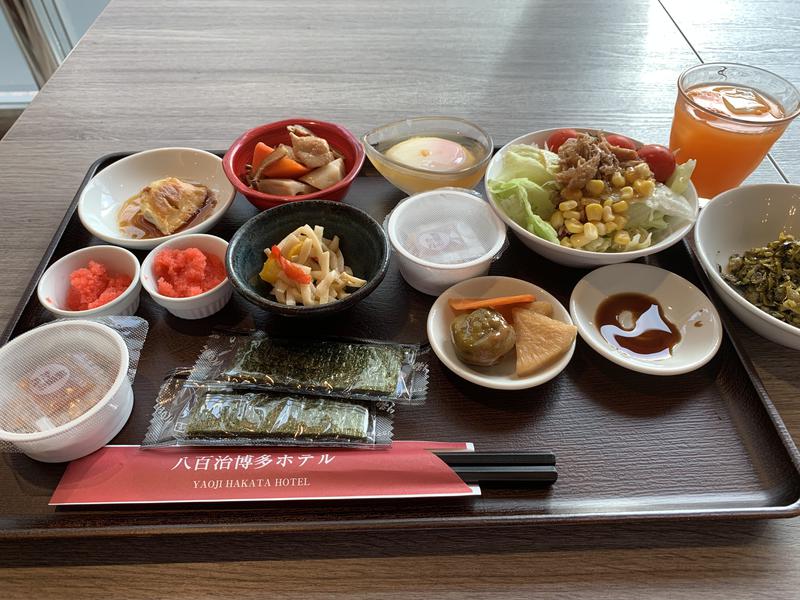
left=450, top=308, right=516, bottom=366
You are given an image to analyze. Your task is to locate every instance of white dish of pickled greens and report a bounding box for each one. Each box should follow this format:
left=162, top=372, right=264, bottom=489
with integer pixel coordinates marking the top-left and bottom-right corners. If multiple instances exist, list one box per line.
left=427, top=276, right=576, bottom=390
left=485, top=128, right=698, bottom=256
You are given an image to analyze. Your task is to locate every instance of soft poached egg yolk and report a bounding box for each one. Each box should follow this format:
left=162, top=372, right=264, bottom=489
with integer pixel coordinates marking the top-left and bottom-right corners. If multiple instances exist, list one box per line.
left=385, top=137, right=475, bottom=171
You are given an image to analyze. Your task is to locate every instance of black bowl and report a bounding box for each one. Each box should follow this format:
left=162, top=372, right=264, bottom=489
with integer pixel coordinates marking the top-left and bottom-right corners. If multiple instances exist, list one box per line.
left=226, top=200, right=390, bottom=316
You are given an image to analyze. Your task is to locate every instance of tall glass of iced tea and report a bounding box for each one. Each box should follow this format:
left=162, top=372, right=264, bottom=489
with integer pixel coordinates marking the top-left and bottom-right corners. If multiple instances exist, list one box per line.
left=670, top=63, right=800, bottom=199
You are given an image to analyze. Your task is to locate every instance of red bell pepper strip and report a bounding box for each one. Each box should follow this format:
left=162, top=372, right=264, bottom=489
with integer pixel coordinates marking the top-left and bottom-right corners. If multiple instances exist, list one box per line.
left=271, top=245, right=312, bottom=284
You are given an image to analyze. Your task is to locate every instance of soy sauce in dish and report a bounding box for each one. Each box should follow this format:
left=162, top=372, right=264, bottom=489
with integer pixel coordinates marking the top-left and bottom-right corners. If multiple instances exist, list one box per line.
left=595, top=293, right=681, bottom=360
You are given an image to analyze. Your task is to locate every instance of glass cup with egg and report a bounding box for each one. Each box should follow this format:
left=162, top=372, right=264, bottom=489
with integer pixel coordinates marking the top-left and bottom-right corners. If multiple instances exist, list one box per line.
left=362, top=117, right=493, bottom=194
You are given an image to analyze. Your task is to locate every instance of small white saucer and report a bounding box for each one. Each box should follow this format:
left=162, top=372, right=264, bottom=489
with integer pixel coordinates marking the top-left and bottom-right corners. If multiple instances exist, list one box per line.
left=78, top=147, right=235, bottom=250
left=427, top=276, right=575, bottom=390
left=569, top=264, right=722, bottom=376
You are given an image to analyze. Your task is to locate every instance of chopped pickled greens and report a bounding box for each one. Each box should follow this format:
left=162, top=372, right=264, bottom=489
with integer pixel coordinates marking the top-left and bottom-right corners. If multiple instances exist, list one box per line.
left=723, top=232, right=800, bottom=328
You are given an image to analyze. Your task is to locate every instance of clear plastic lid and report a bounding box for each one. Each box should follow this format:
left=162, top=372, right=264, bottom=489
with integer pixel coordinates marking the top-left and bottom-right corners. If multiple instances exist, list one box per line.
left=0, top=321, right=127, bottom=435
left=388, top=188, right=506, bottom=266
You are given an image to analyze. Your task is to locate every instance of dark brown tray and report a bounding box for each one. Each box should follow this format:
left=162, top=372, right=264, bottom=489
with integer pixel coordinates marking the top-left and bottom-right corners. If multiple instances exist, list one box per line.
left=2, top=152, right=799, bottom=540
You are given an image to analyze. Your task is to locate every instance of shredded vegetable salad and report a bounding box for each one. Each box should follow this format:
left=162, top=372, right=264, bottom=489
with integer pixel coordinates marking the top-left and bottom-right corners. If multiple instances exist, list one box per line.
left=259, top=224, right=366, bottom=306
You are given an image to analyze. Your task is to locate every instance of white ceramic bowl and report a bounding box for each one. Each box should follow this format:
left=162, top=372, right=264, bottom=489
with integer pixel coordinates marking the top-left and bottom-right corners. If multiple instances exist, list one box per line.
left=78, top=147, right=236, bottom=250
left=570, top=264, right=722, bottom=375
left=141, top=233, right=232, bottom=320
left=694, top=183, right=800, bottom=350
left=484, top=128, right=699, bottom=268
left=0, top=320, right=133, bottom=462
left=36, top=245, right=141, bottom=318
left=386, top=188, right=506, bottom=295
left=427, top=276, right=575, bottom=389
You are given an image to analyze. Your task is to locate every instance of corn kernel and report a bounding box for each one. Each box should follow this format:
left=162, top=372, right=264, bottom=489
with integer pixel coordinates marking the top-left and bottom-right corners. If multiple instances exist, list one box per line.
left=570, top=233, right=591, bottom=248
left=582, top=222, right=599, bottom=241
left=585, top=179, right=605, bottom=196
left=549, top=211, right=564, bottom=229
left=602, top=205, right=615, bottom=222
left=620, top=186, right=634, bottom=200
left=614, top=215, right=628, bottom=228
left=611, top=171, right=626, bottom=188
left=560, top=188, right=583, bottom=201
left=558, top=199, right=578, bottom=211
left=585, top=203, right=603, bottom=222
left=595, top=222, right=607, bottom=236
left=565, top=219, right=584, bottom=234
left=625, top=168, right=637, bottom=184
left=614, top=230, right=631, bottom=245
left=604, top=221, right=617, bottom=233
left=612, top=200, right=629, bottom=213
left=562, top=210, right=581, bottom=221
left=633, top=179, right=655, bottom=198
left=634, top=163, right=652, bottom=179
left=603, top=198, right=614, bottom=208
left=560, top=237, right=573, bottom=248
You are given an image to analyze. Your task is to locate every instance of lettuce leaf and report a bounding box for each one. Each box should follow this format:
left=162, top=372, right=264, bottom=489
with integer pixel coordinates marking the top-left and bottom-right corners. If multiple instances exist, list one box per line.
left=487, top=178, right=558, bottom=243
left=625, top=183, right=695, bottom=231
left=666, top=159, right=696, bottom=195
left=526, top=215, right=559, bottom=243
left=496, top=144, right=559, bottom=185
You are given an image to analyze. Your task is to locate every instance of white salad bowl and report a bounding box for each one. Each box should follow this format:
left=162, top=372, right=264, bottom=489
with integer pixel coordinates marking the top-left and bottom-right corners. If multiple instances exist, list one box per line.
left=37, top=245, right=142, bottom=318
left=570, top=264, right=722, bottom=375
left=484, top=128, right=699, bottom=268
left=78, top=147, right=236, bottom=250
left=427, top=276, right=575, bottom=390
left=694, top=183, right=800, bottom=350
left=141, top=233, right=232, bottom=320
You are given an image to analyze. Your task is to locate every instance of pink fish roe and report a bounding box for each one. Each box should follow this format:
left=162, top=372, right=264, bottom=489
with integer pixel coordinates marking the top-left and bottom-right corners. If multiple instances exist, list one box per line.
left=67, top=260, right=133, bottom=311
left=153, top=247, right=226, bottom=298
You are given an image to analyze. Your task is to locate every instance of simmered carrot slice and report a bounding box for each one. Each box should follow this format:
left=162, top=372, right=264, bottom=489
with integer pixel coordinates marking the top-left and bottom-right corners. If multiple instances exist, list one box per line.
left=448, top=294, right=536, bottom=312
left=252, top=142, right=311, bottom=179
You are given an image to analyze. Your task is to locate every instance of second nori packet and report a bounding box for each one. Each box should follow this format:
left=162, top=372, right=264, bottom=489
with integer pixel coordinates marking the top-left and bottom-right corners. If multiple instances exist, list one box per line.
left=142, top=369, right=394, bottom=449
left=187, top=330, right=429, bottom=405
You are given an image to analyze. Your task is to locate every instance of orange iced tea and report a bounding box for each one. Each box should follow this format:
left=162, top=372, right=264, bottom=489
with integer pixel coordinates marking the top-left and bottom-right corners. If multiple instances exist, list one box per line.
left=669, top=64, right=800, bottom=199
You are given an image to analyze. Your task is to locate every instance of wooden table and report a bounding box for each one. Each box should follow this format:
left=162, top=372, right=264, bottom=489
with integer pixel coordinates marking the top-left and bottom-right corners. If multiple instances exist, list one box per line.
left=1, top=1, right=799, bottom=597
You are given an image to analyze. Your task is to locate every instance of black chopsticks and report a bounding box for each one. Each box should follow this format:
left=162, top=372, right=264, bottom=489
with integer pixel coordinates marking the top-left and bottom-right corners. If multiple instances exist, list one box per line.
left=434, top=451, right=557, bottom=486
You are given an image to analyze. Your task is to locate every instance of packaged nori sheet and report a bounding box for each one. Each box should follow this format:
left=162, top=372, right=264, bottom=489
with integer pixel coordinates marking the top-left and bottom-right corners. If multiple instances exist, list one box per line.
left=142, top=369, right=394, bottom=449
left=185, top=394, right=372, bottom=441
left=187, top=331, right=429, bottom=405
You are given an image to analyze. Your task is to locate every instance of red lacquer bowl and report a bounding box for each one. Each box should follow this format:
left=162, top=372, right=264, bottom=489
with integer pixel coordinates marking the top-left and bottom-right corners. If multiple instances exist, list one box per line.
left=222, top=119, right=365, bottom=211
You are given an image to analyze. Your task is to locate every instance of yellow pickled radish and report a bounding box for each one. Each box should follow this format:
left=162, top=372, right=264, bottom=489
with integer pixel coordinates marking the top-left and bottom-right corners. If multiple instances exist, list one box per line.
left=259, top=256, right=281, bottom=284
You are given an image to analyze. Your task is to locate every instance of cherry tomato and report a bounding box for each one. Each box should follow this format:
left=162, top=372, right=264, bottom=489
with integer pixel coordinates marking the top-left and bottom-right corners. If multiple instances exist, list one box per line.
left=546, top=128, right=579, bottom=152
left=637, top=144, right=676, bottom=182
left=605, top=134, right=637, bottom=151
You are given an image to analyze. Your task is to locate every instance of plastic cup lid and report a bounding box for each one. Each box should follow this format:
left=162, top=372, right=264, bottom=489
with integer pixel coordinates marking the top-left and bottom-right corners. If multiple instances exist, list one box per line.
left=387, top=188, right=506, bottom=267
left=0, top=321, right=126, bottom=436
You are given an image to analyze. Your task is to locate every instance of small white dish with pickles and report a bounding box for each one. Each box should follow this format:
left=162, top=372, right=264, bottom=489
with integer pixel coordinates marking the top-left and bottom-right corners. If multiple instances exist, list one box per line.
left=427, top=276, right=576, bottom=390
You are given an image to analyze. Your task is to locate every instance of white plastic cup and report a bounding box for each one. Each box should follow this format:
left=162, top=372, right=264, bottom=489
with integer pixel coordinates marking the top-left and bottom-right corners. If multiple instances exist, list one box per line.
left=37, top=245, right=141, bottom=318
left=386, top=188, right=507, bottom=295
left=141, top=233, right=232, bottom=320
left=0, top=321, right=133, bottom=462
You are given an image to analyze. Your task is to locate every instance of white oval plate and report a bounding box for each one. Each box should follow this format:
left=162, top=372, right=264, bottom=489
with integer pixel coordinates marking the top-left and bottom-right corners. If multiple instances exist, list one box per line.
left=427, top=276, right=575, bottom=390
left=569, top=264, right=722, bottom=375
left=78, top=147, right=236, bottom=250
